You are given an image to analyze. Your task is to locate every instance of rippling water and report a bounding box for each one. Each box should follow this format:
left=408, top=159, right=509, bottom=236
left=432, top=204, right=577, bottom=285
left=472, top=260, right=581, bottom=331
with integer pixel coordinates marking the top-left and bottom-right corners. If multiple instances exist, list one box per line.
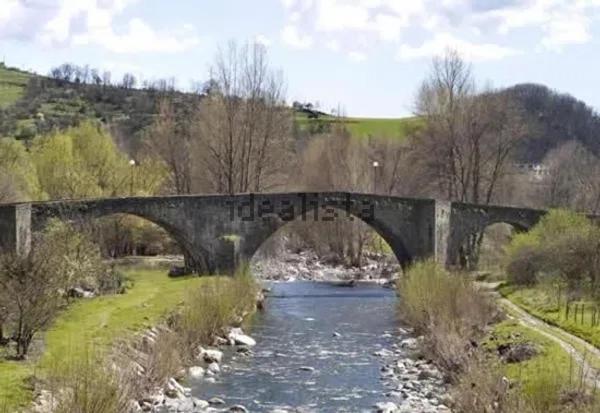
left=189, top=281, right=401, bottom=412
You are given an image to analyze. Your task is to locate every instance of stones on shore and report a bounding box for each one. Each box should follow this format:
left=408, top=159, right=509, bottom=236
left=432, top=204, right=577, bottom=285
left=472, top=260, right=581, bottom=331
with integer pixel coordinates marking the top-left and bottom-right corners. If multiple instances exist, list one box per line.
left=201, top=348, right=224, bottom=364
left=188, top=366, right=205, bottom=378
left=372, top=332, right=451, bottom=412
left=227, top=327, right=257, bottom=347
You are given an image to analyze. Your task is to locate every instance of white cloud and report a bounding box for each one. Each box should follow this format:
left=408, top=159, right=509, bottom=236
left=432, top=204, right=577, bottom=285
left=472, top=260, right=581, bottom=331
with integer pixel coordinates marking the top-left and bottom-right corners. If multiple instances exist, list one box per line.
left=348, top=51, right=367, bottom=62
left=280, top=0, right=600, bottom=56
left=254, top=34, right=272, bottom=47
left=325, top=39, right=340, bottom=51
left=397, top=33, right=521, bottom=61
left=71, top=17, right=200, bottom=54
left=0, top=0, right=200, bottom=54
left=281, top=25, right=313, bottom=49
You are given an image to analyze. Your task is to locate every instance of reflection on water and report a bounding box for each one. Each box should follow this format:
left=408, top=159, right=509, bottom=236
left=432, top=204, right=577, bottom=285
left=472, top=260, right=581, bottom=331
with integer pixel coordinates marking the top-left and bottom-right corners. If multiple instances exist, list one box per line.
left=190, top=281, right=401, bottom=412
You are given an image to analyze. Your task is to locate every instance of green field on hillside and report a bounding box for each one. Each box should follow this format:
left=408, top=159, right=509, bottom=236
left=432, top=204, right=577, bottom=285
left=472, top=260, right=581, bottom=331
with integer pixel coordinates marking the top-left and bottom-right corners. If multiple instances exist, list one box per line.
left=0, top=65, right=30, bottom=108
left=295, top=112, right=421, bottom=140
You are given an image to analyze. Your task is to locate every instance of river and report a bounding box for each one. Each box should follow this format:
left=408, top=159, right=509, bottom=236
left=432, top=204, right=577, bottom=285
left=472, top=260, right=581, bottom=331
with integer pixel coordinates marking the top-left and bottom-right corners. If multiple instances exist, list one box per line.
left=188, top=281, right=410, bottom=412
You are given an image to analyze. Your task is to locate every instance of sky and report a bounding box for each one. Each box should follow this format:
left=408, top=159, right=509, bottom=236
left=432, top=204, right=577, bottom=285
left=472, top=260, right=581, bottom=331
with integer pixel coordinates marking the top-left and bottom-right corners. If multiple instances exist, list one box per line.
left=2, top=0, right=600, bottom=117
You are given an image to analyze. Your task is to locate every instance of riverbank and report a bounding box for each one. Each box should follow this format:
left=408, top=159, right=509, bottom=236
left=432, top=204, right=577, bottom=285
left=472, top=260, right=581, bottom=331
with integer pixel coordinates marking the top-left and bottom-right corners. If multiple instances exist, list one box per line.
left=396, top=262, right=600, bottom=413
left=0, top=267, right=260, bottom=413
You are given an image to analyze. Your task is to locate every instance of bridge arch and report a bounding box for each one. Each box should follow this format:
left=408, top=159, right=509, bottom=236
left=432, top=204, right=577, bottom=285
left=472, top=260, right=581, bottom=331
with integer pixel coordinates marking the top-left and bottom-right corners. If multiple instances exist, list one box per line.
left=241, top=203, right=413, bottom=269
left=447, top=203, right=546, bottom=267
left=28, top=198, right=213, bottom=273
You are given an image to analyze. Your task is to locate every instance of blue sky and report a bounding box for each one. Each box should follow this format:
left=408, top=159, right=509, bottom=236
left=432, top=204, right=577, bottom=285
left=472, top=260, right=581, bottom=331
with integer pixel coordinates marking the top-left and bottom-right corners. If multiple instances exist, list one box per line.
left=2, top=0, right=600, bottom=117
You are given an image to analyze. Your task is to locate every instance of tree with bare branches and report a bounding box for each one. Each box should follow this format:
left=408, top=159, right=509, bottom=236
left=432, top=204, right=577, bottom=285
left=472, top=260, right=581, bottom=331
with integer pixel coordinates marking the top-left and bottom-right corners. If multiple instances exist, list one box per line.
left=192, top=41, right=293, bottom=194
left=413, top=50, right=529, bottom=266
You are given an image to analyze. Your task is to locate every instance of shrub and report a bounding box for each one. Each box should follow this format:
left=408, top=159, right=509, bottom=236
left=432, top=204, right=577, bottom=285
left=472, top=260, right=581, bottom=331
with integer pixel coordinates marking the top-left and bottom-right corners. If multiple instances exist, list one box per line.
left=397, top=260, right=496, bottom=375
left=175, top=265, right=259, bottom=360
left=505, top=209, right=600, bottom=294
left=44, top=346, right=135, bottom=413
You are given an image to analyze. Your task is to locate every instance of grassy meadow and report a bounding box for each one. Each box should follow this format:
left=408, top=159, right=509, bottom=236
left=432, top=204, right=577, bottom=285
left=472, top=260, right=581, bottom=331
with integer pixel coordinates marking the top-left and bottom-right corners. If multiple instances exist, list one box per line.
left=0, top=268, right=212, bottom=411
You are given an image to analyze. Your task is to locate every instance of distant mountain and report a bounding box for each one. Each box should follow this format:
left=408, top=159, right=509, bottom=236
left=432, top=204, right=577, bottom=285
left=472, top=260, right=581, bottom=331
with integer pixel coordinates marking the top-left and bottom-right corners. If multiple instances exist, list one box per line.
left=503, top=83, right=600, bottom=163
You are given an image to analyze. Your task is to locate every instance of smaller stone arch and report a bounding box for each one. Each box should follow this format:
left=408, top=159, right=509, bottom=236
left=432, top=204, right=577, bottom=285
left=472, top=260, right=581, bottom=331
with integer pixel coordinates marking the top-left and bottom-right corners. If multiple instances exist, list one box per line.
left=29, top=199, right=207, bottom=273
left=447, top=203, right=547, bottom=268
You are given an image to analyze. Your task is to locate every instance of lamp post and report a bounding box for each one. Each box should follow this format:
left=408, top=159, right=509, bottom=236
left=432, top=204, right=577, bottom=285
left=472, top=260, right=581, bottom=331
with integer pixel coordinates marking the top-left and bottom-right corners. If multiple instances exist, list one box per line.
left=372, top=160, right=379, bottom=194
left=129, top=159, right=136, bottom=195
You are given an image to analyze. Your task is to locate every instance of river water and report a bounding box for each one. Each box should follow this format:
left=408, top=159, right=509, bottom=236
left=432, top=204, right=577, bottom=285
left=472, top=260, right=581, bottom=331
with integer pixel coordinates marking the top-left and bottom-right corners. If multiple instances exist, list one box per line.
left=189, top=281, right=403, bottom=412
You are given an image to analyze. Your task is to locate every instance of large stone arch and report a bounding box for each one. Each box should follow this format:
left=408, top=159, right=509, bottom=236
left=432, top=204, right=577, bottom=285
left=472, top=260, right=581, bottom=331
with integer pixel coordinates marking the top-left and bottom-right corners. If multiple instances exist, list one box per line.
left=228, top=193, right=443, bottom=270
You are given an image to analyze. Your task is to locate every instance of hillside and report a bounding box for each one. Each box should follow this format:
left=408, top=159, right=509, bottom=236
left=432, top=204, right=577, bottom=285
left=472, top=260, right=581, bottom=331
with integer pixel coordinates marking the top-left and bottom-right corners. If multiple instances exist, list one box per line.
left=1, top=64, right=599, bottom=162
left=0, top=64, right=31, bottom=108
left=504, top=84, right=600, bottom=162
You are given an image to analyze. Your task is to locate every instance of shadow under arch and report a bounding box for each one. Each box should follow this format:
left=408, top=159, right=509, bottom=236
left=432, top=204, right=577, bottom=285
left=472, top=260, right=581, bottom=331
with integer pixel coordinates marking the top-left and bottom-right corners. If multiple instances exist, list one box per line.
left=454, top=218, right=531, bottom=270
left=241, top=204, right=412, bottom=270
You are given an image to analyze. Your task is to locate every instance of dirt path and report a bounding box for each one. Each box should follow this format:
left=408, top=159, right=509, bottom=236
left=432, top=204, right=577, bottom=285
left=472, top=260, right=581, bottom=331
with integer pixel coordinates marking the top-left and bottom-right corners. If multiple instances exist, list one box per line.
left=478, top=282, right=600, bottom=388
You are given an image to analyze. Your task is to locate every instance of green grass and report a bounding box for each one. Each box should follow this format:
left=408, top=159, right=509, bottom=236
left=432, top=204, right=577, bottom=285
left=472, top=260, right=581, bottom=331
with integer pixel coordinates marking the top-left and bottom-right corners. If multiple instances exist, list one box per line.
left=0, top=361, right=33, bottom=412
left=294, top=112, right=421, bottom=140
left=500, top=284, right=600, bottom=349
left=344, top=117, right=422, bottom=139
left=0, top=65, right=30, bottom=108
left=0, top=268, right=210, bottom=411
left=485, top=319, right=574, bottom=392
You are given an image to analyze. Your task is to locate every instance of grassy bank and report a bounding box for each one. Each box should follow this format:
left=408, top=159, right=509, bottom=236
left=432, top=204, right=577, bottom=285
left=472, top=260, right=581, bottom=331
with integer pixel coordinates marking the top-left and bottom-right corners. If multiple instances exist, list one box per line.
left=486, top=320, right=574, bottom=393
left=397, top=260, right=598, bottom=412
left=0, top=268, right=231, bottom=411
left=500, top=284, right=600, bottom=348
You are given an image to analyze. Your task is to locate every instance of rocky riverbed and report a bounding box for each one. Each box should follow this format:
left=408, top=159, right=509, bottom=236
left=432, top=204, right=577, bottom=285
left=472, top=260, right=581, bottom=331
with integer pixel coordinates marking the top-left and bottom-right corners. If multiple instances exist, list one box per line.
left=139, top=327, right=450, bottom=413
left=139, top=281, right=450, bottom=413
left=252, top=249, right=400, bottom=283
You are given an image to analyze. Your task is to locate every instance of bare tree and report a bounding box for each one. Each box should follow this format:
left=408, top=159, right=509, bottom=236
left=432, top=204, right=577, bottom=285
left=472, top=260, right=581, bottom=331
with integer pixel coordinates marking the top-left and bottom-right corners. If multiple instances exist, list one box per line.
left=413, top=50, right=529, bottom=266
left=193, top=41, right=293, bottom=194
left=144, top=99, right=193, bottom=194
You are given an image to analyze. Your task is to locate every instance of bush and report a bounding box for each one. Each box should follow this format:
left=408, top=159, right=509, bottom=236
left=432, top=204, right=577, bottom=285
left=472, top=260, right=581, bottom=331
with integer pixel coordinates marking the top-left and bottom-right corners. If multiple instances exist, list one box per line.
left=397, top=260, right=497, bottom=375
left=505, top=209, right=600, bottom=294
left=44, top=346, right=135, bottom=413
left=175, top=265, right=258, bottom=360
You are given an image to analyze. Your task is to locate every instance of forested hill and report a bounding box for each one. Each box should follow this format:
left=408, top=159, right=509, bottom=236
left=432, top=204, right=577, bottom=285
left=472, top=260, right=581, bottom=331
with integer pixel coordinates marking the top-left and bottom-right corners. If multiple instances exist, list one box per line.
left=1, top=62, right=599, bottom=163
left=503, top=83, right=600, bottom=163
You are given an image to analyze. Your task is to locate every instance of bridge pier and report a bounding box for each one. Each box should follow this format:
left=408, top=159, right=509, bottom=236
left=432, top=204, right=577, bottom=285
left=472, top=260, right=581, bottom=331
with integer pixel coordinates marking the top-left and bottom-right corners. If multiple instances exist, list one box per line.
left=0, top=204, right=31, bottom=257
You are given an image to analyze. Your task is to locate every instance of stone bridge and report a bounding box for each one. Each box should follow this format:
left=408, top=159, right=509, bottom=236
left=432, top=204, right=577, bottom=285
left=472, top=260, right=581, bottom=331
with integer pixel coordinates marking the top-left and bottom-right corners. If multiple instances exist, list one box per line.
left=0, top=192, right=551, bottom=274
